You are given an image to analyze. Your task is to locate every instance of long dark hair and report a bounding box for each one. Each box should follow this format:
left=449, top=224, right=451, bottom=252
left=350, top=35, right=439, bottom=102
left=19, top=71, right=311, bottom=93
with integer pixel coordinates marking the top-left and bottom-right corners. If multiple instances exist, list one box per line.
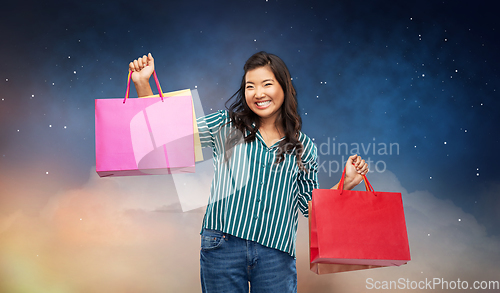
left=225, top=51, right=305, bottom=171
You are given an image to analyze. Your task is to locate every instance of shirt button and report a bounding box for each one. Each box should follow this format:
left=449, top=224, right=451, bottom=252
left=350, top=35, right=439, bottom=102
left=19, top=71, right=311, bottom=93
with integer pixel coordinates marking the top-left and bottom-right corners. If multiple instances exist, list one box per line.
left=262, top=164, right=265, bottom=168
left=257, top=198, right=261, bottom=202
left=260, top=182, right=263, bottom=185
left=254, top=216, right=259, bottom=220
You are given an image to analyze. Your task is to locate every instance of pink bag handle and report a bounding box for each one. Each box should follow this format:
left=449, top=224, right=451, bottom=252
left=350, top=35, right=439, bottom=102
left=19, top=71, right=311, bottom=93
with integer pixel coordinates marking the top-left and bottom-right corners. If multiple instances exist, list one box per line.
left=338, top=163, right=374, bottom=194
left=123, top=70, right=164, bottom=104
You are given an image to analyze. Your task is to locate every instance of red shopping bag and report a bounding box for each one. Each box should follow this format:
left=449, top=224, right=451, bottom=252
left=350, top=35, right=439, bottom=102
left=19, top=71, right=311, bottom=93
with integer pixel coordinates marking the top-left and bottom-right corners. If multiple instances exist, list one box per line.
left=95, top=71, right=195, bottom=177
left=309, top=167, right=411, bottom=274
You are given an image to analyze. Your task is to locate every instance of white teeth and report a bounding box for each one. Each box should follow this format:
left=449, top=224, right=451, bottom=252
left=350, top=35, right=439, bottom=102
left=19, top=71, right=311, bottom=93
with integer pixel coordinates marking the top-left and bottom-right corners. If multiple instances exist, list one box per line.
left=257, top=101, right=271, bottom=106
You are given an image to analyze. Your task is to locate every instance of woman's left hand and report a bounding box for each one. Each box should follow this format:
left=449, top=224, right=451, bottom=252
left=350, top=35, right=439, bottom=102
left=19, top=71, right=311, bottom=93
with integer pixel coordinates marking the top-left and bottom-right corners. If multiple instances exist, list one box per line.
left=343, top=154, right=369, bottom=190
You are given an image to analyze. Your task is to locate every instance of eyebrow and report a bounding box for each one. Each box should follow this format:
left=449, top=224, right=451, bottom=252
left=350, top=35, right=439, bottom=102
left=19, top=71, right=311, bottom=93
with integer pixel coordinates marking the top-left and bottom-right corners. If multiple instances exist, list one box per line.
left=246, top=79, right=275, bottom=84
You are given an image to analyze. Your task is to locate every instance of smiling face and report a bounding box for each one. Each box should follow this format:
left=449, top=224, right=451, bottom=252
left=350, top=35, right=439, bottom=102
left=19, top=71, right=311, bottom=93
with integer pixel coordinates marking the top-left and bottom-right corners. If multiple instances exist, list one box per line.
left=244, top=66, right=285, bottom=125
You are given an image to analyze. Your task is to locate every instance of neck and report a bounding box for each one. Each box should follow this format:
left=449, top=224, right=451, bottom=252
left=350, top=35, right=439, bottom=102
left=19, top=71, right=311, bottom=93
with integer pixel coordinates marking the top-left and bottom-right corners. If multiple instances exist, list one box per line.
left=260, top=112, right=280, bottom=127
left=259, top=116, right=283, bottom=135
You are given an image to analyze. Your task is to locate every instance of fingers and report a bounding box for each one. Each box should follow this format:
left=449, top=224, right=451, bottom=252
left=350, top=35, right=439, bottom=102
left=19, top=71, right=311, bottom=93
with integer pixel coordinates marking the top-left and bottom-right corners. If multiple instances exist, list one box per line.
left=130, top=59, right=142, bottom=72
left=133, top=59, right=140, bottom=71
left=357, top=159, right=368, bottom=175
left=347, top=154, right=358, bottom=165
left=128, top=53, right=154, bottom=72
left=348, top=154, right=369, bottom=175
left=147, top=52, right=154, bottom=66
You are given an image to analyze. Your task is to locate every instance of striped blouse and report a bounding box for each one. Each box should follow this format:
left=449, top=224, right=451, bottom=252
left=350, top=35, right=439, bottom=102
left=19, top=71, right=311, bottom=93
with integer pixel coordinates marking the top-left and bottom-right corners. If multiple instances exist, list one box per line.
left=197, top=110, right=319, bottom=257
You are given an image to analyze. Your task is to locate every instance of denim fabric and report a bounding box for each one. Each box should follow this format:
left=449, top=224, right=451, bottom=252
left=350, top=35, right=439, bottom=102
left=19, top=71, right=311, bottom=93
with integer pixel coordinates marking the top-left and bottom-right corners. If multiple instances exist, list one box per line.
left=200, top=229, right=297, bottom=293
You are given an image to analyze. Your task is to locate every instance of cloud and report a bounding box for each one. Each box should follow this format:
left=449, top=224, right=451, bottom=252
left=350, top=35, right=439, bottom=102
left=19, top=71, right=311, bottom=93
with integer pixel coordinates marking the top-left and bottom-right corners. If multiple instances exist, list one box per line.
left=1, top=169, right=499, bottom=292
left=474, top=182, right=500, bottom=236
left=0, top=169, right=204, bottom=292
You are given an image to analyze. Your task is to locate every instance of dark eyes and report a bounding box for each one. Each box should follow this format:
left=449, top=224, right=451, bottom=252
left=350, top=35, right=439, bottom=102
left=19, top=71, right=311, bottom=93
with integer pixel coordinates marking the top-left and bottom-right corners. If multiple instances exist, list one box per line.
left=245, top=83, right=272, bottom=89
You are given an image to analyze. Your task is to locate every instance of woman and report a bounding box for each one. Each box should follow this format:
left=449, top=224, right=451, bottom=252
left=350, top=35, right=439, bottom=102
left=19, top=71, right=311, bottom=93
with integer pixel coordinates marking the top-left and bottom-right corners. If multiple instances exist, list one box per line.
left=129, top=52, right=368, bottom=293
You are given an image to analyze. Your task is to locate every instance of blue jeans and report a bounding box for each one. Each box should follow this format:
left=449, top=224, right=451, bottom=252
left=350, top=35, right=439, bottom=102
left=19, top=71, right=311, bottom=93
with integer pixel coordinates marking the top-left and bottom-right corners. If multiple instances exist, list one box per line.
left=200, top=229, right=297, bottom=293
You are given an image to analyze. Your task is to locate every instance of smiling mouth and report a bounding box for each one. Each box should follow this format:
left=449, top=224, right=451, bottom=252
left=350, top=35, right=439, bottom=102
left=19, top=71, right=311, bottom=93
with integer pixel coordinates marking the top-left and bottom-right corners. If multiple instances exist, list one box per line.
left=256, top=100, right=271, bottom=107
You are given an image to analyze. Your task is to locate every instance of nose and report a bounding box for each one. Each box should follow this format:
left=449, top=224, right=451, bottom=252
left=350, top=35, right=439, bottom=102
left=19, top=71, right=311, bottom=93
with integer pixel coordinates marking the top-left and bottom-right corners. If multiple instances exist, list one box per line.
left=254, top=87, right=265, bottom=98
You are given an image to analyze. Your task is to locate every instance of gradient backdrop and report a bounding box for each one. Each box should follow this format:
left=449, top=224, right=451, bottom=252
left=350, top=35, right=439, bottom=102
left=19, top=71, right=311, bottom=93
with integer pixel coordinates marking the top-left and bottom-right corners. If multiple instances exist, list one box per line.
left=1, top=0, right=499, bottom=292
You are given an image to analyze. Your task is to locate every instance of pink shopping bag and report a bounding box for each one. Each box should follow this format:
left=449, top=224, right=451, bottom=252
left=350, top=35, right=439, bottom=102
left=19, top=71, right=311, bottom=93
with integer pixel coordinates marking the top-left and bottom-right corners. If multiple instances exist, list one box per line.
left=95, top=71, right=195, bottom=177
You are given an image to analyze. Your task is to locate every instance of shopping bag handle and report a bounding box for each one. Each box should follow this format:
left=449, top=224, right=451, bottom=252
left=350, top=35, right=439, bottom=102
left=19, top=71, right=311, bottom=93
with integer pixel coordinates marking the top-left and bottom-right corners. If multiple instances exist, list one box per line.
left=338, top=163, right=375, bottom=194
left=123, top=70, right=164, bottom=104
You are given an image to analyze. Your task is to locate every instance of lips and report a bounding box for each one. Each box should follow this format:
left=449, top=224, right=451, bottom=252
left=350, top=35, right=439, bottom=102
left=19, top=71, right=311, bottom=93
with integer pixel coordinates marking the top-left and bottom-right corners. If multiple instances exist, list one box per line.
left=255, top=100, right=271, bottom=109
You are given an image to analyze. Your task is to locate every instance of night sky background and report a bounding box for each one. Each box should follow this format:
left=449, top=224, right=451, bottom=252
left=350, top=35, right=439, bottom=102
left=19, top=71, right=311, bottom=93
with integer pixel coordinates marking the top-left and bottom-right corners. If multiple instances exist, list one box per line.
left=1, top=0, right=499, bottom=292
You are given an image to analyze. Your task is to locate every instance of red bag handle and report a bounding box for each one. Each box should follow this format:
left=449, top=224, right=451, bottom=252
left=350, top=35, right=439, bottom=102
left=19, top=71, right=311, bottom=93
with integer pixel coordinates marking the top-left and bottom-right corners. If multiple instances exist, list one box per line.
left=123, top=70, right=164, bottom=104
left=338, top=163, right=374, bottom=194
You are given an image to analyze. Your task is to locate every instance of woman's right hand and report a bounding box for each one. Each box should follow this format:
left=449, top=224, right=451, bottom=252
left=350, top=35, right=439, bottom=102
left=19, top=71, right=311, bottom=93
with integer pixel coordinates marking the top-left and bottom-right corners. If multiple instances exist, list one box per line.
left=129, top=53, right=154, bottom=97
